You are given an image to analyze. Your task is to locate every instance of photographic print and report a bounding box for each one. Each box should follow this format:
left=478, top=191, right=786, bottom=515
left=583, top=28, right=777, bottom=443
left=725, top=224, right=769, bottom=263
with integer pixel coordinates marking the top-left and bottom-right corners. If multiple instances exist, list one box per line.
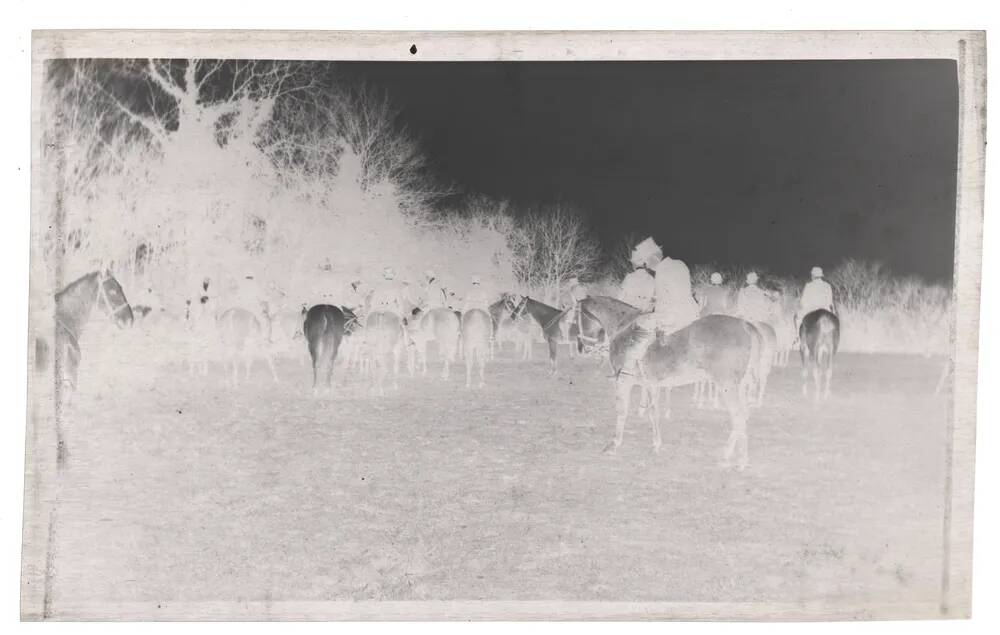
left=21, top=31, right=985, bottom=620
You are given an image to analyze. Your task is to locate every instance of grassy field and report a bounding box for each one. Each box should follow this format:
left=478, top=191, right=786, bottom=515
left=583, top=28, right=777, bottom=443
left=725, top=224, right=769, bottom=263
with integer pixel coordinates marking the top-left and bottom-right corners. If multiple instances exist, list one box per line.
left=49, top=340, right=949, bottom=609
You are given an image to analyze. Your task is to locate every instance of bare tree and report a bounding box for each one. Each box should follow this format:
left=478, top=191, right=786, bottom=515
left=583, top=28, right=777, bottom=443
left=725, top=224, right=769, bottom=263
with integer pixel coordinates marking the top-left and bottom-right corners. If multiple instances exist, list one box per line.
left=517, top=204, right=601, bottom=302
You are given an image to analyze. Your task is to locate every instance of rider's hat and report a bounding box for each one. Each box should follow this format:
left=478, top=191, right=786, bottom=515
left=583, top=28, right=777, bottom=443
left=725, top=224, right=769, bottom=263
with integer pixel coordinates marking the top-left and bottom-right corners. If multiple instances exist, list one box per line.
left=471, top=275, right=482, bottom=286
left=383, top=266, right=396, bottom=280
left=710, top=272, right=723, bottom=285
left=746, top=271, right=759, bottom=285
left=631, top=236, right=662, bottom=264
left=811, top=266, right=824, bottom=278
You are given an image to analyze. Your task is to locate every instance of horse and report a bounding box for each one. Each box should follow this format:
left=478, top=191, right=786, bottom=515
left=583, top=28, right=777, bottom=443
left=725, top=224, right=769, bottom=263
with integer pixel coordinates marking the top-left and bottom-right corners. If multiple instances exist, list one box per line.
left=53, top=270, right=135, bottom=393
left=216, top=307, right=279, bottom=386
left=50, top=270, right=134, bottom=465
left=772, top=313, right=796, bottom=367
left=409, top=306, right=461, bottom=379
left=365, top=311, right=405, bottom=396
left=303, top=304, right=349, bottom=394
left=799, top=309, right=840, bottom=400
left=490, top=295, right=535, bottom=360
left=265, top=305, right=307, bottom=365
left=461, top=308, right=493, bottom=388
left=607, top=314, right=761, bottom=470
left=507, top=295, right=571, bottom=374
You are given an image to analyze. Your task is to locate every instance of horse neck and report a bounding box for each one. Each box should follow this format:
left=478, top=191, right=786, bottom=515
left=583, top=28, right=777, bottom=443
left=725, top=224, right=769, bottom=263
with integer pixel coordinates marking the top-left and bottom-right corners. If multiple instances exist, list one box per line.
left=526, top=298, right=560, bottom=326
left=488, top=300, right=505, bottom=319
left=584, top=297, right=639, bottom=335
left=56, top=273, right=100, bottom=334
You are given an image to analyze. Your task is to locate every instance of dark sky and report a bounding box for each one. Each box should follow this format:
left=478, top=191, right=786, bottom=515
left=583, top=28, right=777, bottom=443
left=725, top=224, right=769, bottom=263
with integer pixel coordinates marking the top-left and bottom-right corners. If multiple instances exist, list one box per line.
left=336, top=60, right=958, bottom=282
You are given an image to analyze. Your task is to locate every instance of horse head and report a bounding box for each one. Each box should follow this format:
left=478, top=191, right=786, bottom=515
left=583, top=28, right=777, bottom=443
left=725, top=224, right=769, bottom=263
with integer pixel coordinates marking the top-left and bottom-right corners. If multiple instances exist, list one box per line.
left=97, top=270, right=134, bottom=328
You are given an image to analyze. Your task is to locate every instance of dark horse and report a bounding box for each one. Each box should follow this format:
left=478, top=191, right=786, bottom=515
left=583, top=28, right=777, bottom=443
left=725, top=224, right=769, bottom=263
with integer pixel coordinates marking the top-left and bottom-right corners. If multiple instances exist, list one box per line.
left=303, top=304, right=352, bottom=393
left=53, top=270, right=134, bottom=391
left=52, top=270, right=134, bottom=464
left=799, top=309, right=840, bottom=400
left=607, top=314, right=761, bottom=470
left=507, top=295, right=571, bottom=373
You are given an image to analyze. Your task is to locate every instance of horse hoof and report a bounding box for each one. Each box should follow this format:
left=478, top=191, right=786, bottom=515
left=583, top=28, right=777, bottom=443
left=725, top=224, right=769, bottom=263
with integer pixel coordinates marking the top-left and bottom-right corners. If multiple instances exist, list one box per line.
left=736, top=461, right=749, bottom=472
left=602, top=441, right=619, bottom=455
left=652, top=443, right=662, bottom=454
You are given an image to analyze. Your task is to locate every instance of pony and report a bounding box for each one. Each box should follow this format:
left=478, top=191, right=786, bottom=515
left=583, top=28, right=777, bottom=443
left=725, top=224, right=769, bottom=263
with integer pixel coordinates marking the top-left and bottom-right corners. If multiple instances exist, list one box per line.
left=409, top=306, right=462, bottom=379
left=303, top=304, right=350, bottom=394
left=506, top=295, right=571, bottom=374
left=490, top=294, right=535, bottom=360
left=799, top=309, right=840, bottom=400
left=51, top=270, right=134, bottom=465
left=607, top=314, right=762, bottom=470
left=53, top=270, right=134, bottom=393
left=216, top=307, right=279, bottom=385
left=365, top=311, right=405, bottom=396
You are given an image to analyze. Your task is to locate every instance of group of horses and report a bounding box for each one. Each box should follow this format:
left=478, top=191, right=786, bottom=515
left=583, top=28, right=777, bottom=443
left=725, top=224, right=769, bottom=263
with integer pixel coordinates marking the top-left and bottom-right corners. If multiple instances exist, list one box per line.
left=46, top=270, right=842, bottom=470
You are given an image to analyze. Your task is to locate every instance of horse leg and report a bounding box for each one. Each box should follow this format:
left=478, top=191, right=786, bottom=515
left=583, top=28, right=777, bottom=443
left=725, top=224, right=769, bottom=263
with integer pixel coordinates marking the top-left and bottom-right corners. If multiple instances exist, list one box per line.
left=324, top=347, right=336, bottom=394
left=801, top=359, right=810, bottom=397
left=719, top=382, right=750, bottom=470
left=704, top=379, right=715, bottom=410
left=812, top=357, right=822, bottom=402
left=311, top=344, right=321, bottom=393
left=547, top=338, right=558, bottom=375
left=265, top=351, right=279, bottom=384
left=478, top=348, right=486, bottom=388
left=392, top=345, right=401, bottom=390
left=604, top=376, right=634, bottom=454
left=648, top=386, right=663, bottom=453
left=823, top=357, right=834, bottom=400
left=465, top=346, right=472, bottom=389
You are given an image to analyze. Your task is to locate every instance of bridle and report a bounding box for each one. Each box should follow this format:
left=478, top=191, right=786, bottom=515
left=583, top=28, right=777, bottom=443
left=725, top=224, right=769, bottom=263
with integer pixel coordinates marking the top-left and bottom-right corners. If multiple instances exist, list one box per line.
left=506, top=294, right=528, bottom=321
left=96, top=273, right=132, bottom=322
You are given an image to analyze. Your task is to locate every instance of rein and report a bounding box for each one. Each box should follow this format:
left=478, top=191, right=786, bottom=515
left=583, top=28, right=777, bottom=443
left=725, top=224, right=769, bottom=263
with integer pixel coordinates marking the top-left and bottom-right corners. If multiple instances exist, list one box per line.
left=55, top=317, right=81, bottom=353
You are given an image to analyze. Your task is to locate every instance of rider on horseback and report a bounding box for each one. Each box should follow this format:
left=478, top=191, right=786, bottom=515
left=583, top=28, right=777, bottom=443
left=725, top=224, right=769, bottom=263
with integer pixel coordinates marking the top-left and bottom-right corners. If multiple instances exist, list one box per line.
left=462, top=275, right=490, bottom=313
left=560, top=276, right=589, bottom=341
left=422, top=269, right=451, bottom=309
left=700, top=272, right=731, bottom=316
left=736, top=272, right=773, bottom=323
left=796, top=266, right=836, bottom=330
left=369, top=267, right=406, bottom=315
left=343, top=276, right=370, bottom=314
left=619, top=237, right=700, bottom=375
left=618, top=237, right=658, bottom=311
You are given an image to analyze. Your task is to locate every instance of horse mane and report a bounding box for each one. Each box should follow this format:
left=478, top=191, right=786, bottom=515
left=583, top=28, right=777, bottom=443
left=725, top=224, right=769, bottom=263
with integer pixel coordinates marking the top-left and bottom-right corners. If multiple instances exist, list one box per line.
left=55, top=271, right=100, bottom=302
left=523, top=297, right=568, bottom=333
left=585, top=295, right=638, bottom=313
left=581, top=295, right=643, bottom=336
